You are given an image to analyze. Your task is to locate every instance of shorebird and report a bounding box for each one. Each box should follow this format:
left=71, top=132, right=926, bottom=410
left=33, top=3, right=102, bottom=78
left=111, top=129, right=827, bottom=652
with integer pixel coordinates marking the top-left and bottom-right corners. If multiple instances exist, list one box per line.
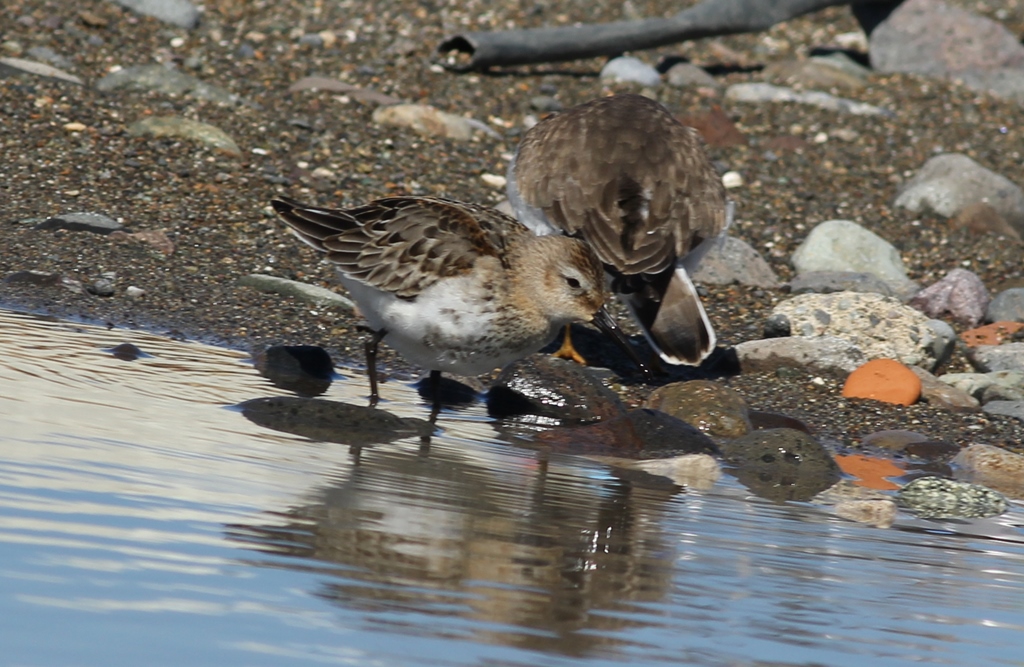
left=507, top=93, right=728, bottom=366
left=271, top=195, right=650, bottom=410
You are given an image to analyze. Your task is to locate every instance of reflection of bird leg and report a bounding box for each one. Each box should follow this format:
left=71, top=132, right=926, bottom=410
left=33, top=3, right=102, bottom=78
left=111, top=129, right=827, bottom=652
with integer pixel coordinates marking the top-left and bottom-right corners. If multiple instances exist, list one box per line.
left=552, top=324, right=588, bottom=364
left=427, top=370, right=442, bottom=424
left=364, top=328, right=387, bottom=407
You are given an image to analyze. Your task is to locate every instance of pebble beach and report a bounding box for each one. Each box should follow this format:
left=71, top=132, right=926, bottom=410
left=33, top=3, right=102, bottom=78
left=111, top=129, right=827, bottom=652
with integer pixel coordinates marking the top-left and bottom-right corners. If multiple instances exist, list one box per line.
left=1, top=0, right=1023, bottom=467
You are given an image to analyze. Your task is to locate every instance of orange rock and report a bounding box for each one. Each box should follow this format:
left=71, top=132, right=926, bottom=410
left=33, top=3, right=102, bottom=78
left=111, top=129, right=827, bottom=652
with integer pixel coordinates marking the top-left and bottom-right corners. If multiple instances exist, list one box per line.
left=960, top=321, right=1024, bottom=347
left=834, top=454, right=905, bottom=491
left=841, top=359, right=922, bottom=406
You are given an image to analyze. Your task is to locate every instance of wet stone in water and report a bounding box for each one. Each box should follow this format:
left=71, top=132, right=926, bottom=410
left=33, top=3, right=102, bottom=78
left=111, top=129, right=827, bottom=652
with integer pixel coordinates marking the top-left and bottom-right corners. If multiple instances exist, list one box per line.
left=254, top=345, right=335, bottom=397
left=106, top=342, right=147, bottom=361
left=721, top=428, right=842, bottom=502
left=644, top=379, right=752, bottom=437
left=488, top=354, right=625, bottom=424
left=534, top=408, right=720, bottom=459
left=897, top=477, right=1007, bottom=519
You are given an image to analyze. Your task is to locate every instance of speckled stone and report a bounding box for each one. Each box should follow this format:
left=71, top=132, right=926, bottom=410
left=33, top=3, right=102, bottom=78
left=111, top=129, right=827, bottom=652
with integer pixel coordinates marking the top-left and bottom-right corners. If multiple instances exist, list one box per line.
left=897, top=476, right=1007, bottom=519
left=769, top=292, right=953, bottom=370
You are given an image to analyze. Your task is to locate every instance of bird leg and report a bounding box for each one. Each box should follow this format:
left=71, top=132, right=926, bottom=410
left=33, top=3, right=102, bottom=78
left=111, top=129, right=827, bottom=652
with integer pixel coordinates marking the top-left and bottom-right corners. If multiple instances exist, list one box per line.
left=364, top=328, right=387, bottom=407
left=552, top=324, right=588, bottom=365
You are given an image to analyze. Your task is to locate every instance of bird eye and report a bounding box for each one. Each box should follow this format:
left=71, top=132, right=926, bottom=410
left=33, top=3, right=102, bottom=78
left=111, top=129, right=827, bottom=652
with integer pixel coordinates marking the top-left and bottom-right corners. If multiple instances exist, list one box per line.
left=565, top=276, right=581, bottom=289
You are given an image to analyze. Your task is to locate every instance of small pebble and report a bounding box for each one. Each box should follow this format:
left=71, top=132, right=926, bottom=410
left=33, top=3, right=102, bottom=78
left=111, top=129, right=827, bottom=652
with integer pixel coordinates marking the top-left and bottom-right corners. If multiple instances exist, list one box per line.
left=722, top=171, right=743, bottom=188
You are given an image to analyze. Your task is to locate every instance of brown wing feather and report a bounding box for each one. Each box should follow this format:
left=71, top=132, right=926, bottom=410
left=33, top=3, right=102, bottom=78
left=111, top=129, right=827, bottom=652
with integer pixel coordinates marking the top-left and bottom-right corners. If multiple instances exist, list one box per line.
left=271, top=196, right=526, bottom=298
left=514, top=94, right=726, bottom=276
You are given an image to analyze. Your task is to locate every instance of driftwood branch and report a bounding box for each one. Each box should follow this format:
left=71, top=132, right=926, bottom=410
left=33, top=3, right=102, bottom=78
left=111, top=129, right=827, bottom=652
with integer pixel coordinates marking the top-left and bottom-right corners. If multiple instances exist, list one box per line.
left=437, top=0, right=901, bottom=71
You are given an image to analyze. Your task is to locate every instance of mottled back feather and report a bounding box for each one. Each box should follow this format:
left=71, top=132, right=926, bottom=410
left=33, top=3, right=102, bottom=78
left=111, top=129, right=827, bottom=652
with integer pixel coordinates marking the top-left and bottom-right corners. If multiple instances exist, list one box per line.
left=272, top=196, right=528, bottom=298
left=513, top=93, right=726, bottom=277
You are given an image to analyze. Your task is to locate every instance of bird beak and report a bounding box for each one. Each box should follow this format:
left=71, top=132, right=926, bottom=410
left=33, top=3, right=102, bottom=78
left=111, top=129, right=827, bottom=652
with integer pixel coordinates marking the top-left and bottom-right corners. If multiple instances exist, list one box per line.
left=591, top=307, right=653, bottom=381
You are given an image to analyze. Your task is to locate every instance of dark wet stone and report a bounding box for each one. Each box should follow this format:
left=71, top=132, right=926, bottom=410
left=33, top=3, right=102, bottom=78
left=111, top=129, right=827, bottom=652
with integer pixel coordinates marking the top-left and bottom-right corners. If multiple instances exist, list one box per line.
left=534, top=408, right=720, bottom=459
left=748, top=410, right=812, bottom=433
left=721, top=428, right=841, bottom=502
left=488, top=354, right=625, bottom=424
left=789, top=271, right=896, bottom=297
left=414, top=374, right=479, bottom=407
left=860, top=429, right=929, bottom=451
left=35, top=211, right=123, bottom=234
left=644, top=379, right=752, bottom=437
left=238, top=396, right=432, bottom=446
left=254, top=345, right=335, bottom=397
left=107, top=342, right=147, bottom=361
left=987, top=288, right=1024, bottom=323
left=897, top=476, right=1007, bottom=519
left=3, top=270, right=63, bottom=288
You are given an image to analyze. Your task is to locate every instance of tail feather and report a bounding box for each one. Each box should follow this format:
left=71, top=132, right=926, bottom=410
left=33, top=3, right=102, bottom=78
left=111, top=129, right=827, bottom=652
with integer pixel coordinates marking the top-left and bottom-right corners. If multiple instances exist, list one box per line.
left=621, top=267, right=715, bottom=365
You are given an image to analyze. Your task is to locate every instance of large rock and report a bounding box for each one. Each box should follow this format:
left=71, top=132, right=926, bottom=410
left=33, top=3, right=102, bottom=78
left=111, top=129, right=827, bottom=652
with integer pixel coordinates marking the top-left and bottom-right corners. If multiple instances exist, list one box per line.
left=791, top=219, right=917, bottom=297
left=869, top=0, right=1024, bottom=100
left=689, top=235, right=780, bottom=288
left=768, top=292, right=955, bottom=370
left=894, top=154, right=1024, bottom=238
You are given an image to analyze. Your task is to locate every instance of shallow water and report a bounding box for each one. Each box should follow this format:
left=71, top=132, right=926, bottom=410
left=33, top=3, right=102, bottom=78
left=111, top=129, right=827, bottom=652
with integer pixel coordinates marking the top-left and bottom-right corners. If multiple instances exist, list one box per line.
left=1, top=308, right=1024, bottom=667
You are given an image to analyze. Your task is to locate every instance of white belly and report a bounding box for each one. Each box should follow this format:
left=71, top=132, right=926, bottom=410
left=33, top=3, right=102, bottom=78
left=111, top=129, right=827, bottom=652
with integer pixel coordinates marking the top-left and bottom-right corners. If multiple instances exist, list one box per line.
left=339, top=273, right=556, bottom=376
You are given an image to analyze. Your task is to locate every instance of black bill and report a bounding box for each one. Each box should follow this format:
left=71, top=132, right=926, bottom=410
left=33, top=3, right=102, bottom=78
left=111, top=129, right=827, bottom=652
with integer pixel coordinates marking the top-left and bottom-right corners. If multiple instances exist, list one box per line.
left=592, top=306, right=653, bottom=381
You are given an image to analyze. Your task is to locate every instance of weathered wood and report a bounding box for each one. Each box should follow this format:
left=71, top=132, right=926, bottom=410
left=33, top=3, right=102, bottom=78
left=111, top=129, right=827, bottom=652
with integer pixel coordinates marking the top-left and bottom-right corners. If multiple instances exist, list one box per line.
left=437, top=0, right=901, bottom=71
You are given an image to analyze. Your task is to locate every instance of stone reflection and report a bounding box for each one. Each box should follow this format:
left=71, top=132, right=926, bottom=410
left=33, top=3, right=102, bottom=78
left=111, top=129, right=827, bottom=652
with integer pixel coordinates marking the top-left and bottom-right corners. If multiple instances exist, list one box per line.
left=227, top=448, right=680, bottom=656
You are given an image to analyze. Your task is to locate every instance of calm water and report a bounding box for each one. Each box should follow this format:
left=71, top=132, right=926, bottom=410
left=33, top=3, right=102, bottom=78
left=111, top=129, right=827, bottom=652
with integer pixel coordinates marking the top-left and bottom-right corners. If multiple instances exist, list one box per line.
left=1, top=308, right=1023, bottom=667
